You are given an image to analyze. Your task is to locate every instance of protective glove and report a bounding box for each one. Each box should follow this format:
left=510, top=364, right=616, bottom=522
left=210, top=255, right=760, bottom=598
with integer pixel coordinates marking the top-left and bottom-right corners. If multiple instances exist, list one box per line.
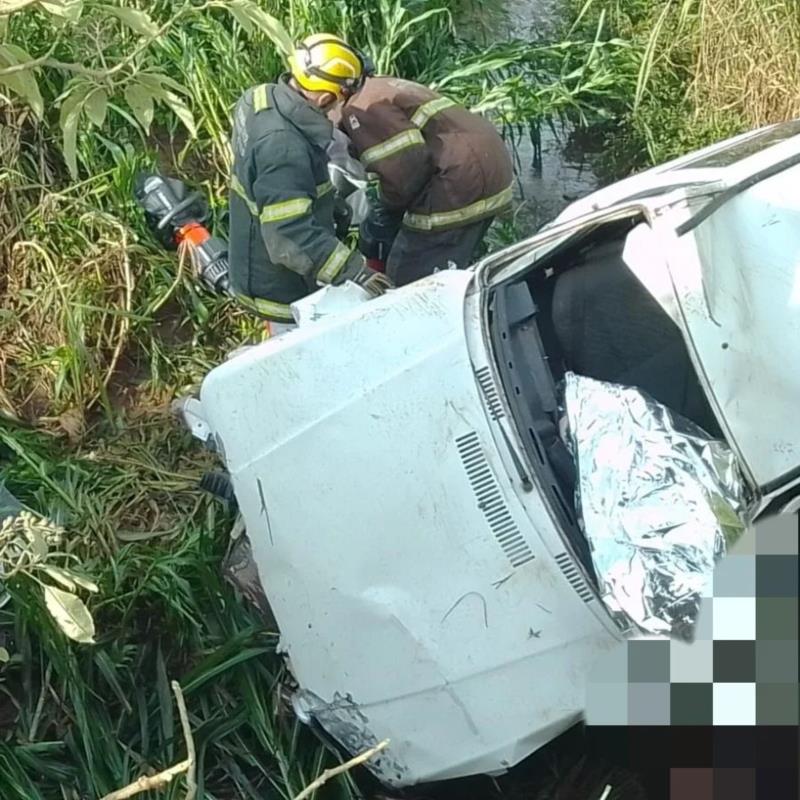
left=337, top=258, right=394, bottom=297
left=358, top=213, right=399, bottom=261
left=352, top=264, right=394, bottom=298
left=333, top=193, right=353, bottom=240
left=364, top=174, right=403, bottom=224
left=358, top=193, right=402, bottom=263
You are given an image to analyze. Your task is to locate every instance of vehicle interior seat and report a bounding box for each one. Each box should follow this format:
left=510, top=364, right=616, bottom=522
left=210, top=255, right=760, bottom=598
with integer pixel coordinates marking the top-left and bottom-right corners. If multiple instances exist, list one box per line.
left=550, top=255, right=721, bottom=436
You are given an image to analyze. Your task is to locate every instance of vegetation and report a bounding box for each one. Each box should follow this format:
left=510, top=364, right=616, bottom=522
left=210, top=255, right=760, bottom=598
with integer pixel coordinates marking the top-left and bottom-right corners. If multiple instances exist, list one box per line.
left=2, top=0, right=798, bottom=795
left=0, top=1, right=635, bottom=797
left=574, top=0, right=800, bottom=167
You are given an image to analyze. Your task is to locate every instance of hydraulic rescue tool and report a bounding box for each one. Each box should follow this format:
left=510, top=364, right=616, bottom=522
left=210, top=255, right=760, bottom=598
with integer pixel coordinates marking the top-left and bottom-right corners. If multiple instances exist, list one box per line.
left=134, top=172, right=231, bottom=295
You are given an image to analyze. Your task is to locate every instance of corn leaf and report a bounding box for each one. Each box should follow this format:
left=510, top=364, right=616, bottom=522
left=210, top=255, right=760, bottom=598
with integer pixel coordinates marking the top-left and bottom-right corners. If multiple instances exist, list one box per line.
left=0, top=1, right=37, bottom=13
left=41, top=565, right=76, bottom=591
left=39, top=0, right=83, bottom=23
left=42, top=565, right=98, bottom=593
left=139, top=78, right=197, bottom=137
left=0, top=647, right=8, bottom=663
left=59, top=81, right=92, bottom=131
left=59, top=82, right=92, bottom=178
left=68, top=571, right=99, bottom=593
left=226, top=0, right=292, bottom=55
left=635, top=1, right=671, bottom=111
left=226, top=0, right=254, bottom=35
left=43, top=584, right=95, bottom=644
left=60, top=114, right=80, bottom=178
left=396, top=7, right=450, bottom=38
left=433, top=56, right=519, bottom=89
left=1, top=42, right=34, bottom=62
left=100, top=4, right=158, bottom=38
left=161, top=90, right=197, bottom=137
left=247, top=6, right=293, bottom=55
left=138, top=71, right=189, bottom=95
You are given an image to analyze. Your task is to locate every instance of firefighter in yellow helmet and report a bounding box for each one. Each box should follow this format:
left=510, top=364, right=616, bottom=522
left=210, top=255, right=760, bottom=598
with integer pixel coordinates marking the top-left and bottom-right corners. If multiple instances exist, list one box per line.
left=228, top=34, right=391, bottom=328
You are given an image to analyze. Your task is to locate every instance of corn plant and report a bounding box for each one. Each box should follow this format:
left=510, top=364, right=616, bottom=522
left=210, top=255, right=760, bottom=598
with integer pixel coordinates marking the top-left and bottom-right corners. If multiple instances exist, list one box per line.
left=0, top=0, right=291, bottom=177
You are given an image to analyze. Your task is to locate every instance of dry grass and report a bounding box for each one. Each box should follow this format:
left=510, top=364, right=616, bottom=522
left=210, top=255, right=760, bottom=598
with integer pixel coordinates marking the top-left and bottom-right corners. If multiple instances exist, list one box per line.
left=1, top=113, right=134, bottom=427
left=693, top=0, right=800, bottom=128
left=2, top=201, right=134, bottom=426
left=620, top=0, right=800, bottom=163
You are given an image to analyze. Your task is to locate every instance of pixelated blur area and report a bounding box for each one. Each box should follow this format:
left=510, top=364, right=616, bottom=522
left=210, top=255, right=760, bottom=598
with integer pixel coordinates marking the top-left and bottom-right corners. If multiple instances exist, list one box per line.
left=584, top=513, right=799, bottom=799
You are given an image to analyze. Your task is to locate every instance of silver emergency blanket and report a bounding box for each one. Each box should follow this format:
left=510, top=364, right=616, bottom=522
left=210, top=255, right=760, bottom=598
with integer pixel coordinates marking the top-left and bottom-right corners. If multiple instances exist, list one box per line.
left=564, top=373, right=749, bottom=638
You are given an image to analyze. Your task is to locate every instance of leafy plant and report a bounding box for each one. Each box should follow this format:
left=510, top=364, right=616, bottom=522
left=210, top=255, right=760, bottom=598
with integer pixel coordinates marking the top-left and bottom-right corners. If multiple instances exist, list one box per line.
left=0, top=0, right=292, bottom=176
left=571, top=0, right=800, bottom=167
left=358, top=0, right=452, bottom=74
left=1, top=509, right=98, bottom=642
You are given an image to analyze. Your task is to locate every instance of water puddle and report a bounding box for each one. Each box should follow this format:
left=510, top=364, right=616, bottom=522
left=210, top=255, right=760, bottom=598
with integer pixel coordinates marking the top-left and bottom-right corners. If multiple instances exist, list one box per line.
left=454, top=0, right=605, bottom=235
left=506, top=121, right=605, bottom=234
left=456, top=0, right=571, bottom=41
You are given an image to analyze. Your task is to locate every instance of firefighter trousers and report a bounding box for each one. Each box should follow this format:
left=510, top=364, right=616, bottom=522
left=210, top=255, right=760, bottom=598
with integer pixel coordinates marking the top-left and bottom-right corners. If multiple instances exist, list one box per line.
left=386, top=218, right=494, bottom=287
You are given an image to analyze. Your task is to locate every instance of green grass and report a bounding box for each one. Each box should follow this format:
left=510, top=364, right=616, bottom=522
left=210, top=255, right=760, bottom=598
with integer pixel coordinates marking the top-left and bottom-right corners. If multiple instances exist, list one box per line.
left=0, top=424, right=339, bottom=800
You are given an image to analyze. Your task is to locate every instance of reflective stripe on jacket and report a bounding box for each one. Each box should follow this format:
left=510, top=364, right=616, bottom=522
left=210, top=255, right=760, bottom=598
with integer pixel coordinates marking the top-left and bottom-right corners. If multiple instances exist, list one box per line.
left=228, top=79, right=362, bottom=319
left=336, top=77, right=513, bottom=232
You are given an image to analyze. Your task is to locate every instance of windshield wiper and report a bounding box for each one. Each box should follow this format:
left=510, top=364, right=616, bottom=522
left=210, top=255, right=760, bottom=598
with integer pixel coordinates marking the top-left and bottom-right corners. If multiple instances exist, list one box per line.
left=677, top=150, right=800, bottom=236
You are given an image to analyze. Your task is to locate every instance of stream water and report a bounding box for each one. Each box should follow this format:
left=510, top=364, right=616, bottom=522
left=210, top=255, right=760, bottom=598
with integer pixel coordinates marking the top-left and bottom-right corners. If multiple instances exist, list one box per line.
left=454, top=0, right=606, bottom=236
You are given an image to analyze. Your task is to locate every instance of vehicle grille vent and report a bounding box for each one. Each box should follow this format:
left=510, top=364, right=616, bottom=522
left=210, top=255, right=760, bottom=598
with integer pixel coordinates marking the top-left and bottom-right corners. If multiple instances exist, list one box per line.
left=555, top=552, right=594, bottom=603
left=456, top=431, right=534, bottom=568
left=475, top=367, right=505, bottom=421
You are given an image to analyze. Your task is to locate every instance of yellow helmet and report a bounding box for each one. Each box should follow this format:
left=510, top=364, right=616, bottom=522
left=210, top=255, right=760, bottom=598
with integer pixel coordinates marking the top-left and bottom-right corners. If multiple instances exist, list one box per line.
left=288, top=33, right=365, bottom=96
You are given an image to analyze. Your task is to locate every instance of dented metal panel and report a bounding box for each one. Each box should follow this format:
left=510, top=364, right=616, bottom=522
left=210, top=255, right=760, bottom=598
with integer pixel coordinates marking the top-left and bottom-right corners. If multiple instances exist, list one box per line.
left=198, top=273, right=619, bottom=786
left=664, top=164, right=800, bottom=491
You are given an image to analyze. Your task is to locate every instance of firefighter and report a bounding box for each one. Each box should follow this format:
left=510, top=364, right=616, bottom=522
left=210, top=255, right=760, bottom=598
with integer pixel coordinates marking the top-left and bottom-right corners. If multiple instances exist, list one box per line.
left=228, top=34, right=391, bottom=329
left=334, top=72, right=514, bottom=285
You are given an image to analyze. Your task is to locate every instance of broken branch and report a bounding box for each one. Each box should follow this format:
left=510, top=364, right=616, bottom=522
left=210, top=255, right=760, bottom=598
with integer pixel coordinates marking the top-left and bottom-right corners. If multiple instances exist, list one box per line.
left=98, top=759, right=192, bottom=800
left=172, top=680, right=197, bottom=800
left=292, top=739, right=390, bottom=800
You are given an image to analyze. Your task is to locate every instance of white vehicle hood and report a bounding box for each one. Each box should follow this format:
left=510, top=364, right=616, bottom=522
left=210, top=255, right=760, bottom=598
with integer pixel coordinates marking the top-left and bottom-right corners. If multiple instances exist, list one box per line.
left=197, top=272, right=619, bottom=785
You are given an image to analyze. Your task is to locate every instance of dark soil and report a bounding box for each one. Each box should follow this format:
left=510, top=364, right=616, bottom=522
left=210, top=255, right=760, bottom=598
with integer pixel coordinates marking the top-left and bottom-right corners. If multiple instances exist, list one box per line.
left=360, top=726, right=650, bottom=800
left=429, top=727, right=648, bottom=800
left=105, top=347, right=150, bottom=413
left=152, top=296, right=195, bottom=347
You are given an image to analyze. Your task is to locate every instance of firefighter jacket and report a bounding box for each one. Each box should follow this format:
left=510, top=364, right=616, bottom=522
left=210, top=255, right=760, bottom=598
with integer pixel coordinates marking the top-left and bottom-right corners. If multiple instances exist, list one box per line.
left=228, top=78, right=363, bottom=320
left=336, top=77, right=514, bottom=233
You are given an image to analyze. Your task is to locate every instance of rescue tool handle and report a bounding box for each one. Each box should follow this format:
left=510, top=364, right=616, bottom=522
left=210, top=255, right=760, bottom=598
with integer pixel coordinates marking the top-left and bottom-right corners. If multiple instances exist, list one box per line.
left=155, top=191, right=205, bottom=231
